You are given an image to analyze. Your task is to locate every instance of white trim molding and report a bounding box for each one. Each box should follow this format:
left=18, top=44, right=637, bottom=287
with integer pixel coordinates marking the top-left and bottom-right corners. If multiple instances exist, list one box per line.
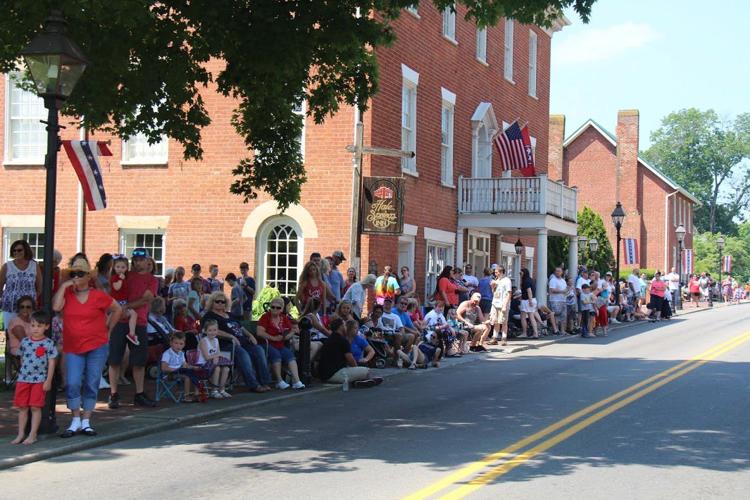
left=441, top=87, right=457, bottom=105
left=0, top=214, right=45, bottom=228
left=403, top=223, right=418, bottom=237
left=115, top=215, right=170, bottom=230
left=424, top=227, right=455, bottom=245
left=401, top=64, right=420, bottom=85
left=242, top=201, right=319, bottom=239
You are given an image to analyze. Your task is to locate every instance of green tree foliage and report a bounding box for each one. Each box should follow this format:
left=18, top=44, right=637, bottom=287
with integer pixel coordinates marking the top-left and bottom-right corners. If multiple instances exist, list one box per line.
left=577, top=207, right=613, bottom=273
left=0, top=0, right=595, bottom=209
left=642, top=109, right=750, bottom=234
left=693, top=225, right=750, bottom=283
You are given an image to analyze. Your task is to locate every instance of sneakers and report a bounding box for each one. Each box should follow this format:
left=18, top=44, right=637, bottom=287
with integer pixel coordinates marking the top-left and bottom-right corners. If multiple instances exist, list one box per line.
left=610, top=318, right=621, bottom=324
left=108, top=392, right=120, bottom=409
left=474, top=345, right=488, bottom=352
left=353, top=379, right=377, bottom=389
left=487, top=339, right=499, bottom=345
left=133, top=393, right=157, bottom=407
left=210, top=390, right=224, bottom=399
left=126, top=332, right=140, bottom=346
left=276, top=380, right=291, bottom=390
left=219, top=390, right=232, bottom=398
left=291, top=381, right=305, bottom=390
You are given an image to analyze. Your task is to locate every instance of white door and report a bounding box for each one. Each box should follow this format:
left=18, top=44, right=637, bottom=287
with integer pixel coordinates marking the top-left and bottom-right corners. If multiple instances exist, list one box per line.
left=398, top=237, right=415, bottom=274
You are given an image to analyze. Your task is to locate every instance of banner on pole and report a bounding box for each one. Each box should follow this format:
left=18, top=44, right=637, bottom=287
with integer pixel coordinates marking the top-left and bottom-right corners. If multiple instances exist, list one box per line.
left=683, top=248, right=694, bottom=274
left=62, top=140, right=112, bottom=211
left=722, top=255, right=732, bottom=273
left=623, top=238, right=639, bottom=265
left=361, top=176, right=405, bottom=235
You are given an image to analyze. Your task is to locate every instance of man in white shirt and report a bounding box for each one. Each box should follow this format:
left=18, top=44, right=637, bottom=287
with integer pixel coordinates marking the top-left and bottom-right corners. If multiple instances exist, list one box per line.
left=627, top=268, right=642, bottom=301
left=664, top=267, right=680, bottom=308
left=547, top=267, right=567, bottom=335
left=463, top=264, right=479, bottom=296
left=342, top=274, right=377, bottom=318
left=376, top=298, right=410, bottom=359
left=487, top=266, right=513, bottom=345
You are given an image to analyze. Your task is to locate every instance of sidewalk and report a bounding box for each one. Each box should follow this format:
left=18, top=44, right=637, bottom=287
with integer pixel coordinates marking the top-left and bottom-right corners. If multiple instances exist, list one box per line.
left=0, top=300, right=738, bottom=470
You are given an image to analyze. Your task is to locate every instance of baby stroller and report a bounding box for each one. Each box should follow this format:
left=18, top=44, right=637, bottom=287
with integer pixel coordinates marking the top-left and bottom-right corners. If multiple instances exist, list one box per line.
left=364, top=327, right=390, bottom=369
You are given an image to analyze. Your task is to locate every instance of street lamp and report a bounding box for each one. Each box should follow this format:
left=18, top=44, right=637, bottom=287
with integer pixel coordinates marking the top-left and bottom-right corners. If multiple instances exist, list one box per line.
left=717, top=235, right=725, bottom=301
left=20, top=10, right=89, bottom=434
left=514, top=228, right=524, bottom=255
left=675, top=224, right=686, bottom=310
left=589, top=238, right=598, bottom=253
left=611, top=202, right=626, bottom=306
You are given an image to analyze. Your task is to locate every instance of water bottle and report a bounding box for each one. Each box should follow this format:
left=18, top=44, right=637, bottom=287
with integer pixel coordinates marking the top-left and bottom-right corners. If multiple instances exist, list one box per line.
left=342, top=370, right=349, bottom=392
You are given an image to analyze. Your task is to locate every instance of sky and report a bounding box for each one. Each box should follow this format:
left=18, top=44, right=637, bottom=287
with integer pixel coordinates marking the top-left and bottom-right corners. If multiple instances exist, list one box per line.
left=550, top=0, right=750, bottom=149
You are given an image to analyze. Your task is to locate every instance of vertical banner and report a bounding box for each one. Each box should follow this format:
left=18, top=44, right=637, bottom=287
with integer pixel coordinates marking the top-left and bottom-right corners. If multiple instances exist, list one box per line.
left=722, top=255, right=732, bottom=273
left=361, top=176, right=405, bottom=235
left=623, top=238, right=639, bottom=265
left=683, top=249, right=694, bottom=274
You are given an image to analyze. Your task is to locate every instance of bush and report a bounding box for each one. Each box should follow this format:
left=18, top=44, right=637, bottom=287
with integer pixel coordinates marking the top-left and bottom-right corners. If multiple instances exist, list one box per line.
left=619, top=268, right=657, bottom=280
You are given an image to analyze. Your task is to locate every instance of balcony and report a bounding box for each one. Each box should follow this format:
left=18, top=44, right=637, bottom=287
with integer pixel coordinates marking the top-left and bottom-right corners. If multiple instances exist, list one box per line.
left=458, top=175, right=577, bottom=222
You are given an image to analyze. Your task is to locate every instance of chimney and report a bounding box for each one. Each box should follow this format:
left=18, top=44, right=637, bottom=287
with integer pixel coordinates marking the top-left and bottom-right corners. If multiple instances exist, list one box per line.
left=615, top=110, right=639, bottom=205
left=548, top=114, right=566, bottom=182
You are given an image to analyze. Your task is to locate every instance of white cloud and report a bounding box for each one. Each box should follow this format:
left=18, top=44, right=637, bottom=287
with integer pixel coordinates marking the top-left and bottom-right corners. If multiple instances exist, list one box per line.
left=553, top=22, right=659, bottom=65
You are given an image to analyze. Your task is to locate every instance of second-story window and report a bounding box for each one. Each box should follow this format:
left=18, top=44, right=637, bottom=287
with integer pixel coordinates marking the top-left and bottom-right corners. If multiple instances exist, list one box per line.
left=401, top=64, right=419, bottom=173
left=5, top=72, right=46, bottom=165
left=441, top=88, right=456, bottom=186
left=476, top=27, right=487, bottom=63
left=504, top=18, right=514, bottom=82
left=293, top=100, right=306, bottom=161
left=443, top=5, right=457, bottom=42
left=529, top=30, right=538, bottom=97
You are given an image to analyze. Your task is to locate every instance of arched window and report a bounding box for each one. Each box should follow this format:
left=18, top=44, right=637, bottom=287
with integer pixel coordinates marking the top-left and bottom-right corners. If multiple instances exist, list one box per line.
left=471, top=102, right=499, bottom=178
left=258, top=217, right=303, bottom=296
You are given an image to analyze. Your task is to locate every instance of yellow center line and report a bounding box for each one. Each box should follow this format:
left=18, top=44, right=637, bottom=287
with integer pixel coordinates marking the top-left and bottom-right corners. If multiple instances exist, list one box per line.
left=405, top=330, right=750, bottom=500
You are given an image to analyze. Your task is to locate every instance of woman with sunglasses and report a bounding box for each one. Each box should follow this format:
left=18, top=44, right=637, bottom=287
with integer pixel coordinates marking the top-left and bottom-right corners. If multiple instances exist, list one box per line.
left=7, top=296, right=35, bottom=357
left=53, top=257, right=122, bottom=438
left=257, top=297, right=305, bottom=390
left=202, top=292, right=272, bottom=393
left=0, top=239, right=42, bottom=328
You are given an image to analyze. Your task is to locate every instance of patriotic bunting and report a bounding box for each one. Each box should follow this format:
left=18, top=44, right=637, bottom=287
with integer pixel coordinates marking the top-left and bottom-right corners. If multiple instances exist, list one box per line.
left=623, top=238, right=639, bottom=265
left=62, top=140, right=112, bottom=211
left=682, top=248, right=694, bottom=274
left=722, top=255, right=732, bottom=273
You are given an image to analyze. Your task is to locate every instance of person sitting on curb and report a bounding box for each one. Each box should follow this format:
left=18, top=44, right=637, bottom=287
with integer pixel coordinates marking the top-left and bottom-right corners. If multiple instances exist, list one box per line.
left=318, top=317, right=384, bottom=388
left=345, top=319, right=375, bottom=366
left=457, top=293, right=491, bottom=352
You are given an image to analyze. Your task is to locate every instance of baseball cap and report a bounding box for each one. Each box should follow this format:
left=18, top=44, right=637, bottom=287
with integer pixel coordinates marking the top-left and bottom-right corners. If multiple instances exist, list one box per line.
left=333, top=250, right=346, bottom=261
left=131, top=248, right=150, bottom=259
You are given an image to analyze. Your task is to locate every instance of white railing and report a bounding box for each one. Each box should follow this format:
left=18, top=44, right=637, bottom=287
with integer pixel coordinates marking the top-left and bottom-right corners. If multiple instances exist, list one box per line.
left=458, top=175, right=577, bottom=222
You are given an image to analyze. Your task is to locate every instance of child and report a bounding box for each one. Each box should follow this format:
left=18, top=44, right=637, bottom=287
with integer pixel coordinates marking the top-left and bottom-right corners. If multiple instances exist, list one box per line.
left=173, top=299, right=198, bottom=332
left=564, top=277, right=578, bottom=334
left=110, top=256, right=140, bottom=346
left=579, top=284, right=595, bottom=338
left=11, top=311, right=58, bottom=445
left=418, top=331, right=443, bottom=368
left=196, top=319, right=232, bottom=399
left=161, top=332, right=205, bottom=403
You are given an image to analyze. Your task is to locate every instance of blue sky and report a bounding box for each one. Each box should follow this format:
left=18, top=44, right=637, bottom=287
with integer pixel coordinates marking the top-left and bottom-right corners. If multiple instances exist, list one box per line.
left=550, top=0, right=749, bottom=149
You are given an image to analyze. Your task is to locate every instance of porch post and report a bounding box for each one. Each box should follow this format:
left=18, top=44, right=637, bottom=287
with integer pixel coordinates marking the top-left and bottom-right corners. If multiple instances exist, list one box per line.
left=455, top=228, right=464, bottom=268
left=568, top=235, right=578, bottom=279
left=536, top=228, right=548, bottom=307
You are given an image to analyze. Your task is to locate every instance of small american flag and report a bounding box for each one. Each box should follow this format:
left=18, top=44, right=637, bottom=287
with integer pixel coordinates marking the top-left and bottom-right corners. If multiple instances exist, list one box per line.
left=62, top=140, right=112, bottom=211
left=494, top=121, right=527, bottom=172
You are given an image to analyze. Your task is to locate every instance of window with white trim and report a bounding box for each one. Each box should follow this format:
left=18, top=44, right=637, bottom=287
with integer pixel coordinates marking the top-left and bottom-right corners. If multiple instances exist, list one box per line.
left=122, top=133, right=168, bottom=165
left=441, top=99, right=454, bottom=185
left=401, top=65, right=419, bottom=173
left=4, top=72, right=46, bottom=164
left=261, top=220, right=301, bottom=296
left=467, top=232, right=491, bottom=272
left=442, top=5, right=456, bottom=42
left=406, top=4, right=419, bottom=17
left=476, top=27, right=487, bottom=63
left=475, top=123, right=492, bottom=178
left=293, top=100, right=306, bottom=161
left=426, top=242, right=454, bottom=302
left=3, top=228, right=44, bottom=263
left=119, top=230, right=165, bottom=276
left=504, top=19, right=514, bottom=82
left=528, top=30, right=538, bottom=97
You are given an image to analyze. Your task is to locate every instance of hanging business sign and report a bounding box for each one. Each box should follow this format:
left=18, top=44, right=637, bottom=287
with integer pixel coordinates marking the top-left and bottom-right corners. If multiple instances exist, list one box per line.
left=361, top=176, right=405, bottom=235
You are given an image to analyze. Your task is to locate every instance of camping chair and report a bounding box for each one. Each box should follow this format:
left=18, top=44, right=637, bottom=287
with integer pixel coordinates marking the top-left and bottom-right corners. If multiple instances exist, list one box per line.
left=3, top=330, right=20, bottom=387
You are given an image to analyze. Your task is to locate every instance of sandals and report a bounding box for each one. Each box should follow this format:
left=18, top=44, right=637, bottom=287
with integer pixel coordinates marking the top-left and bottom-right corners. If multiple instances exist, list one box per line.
left=60, top=429, right=78, bottom=438
left=81, top=427, right=97, bottom=437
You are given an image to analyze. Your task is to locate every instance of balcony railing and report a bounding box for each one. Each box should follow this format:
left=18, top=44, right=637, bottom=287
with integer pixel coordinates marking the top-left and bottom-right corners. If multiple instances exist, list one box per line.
left=458, top=175, right=577, bottom=222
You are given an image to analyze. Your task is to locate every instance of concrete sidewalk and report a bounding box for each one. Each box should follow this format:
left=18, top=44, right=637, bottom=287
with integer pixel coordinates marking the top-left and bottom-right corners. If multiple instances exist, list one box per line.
left=0, top=300, right=739, bottom=471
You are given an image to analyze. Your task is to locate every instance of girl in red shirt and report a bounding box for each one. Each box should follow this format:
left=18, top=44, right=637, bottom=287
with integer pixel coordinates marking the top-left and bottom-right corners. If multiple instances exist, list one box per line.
left=109, top=257, right=139, bottom=346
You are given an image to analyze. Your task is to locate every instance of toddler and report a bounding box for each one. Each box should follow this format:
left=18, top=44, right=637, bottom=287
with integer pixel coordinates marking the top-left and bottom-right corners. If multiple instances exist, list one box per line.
left=110, top=257, right=139, bottom=345
left=565, top=277, right=579, bottom=334
left=11, top=311, right=58, bottom=445
left=161, top=332, right=204, bottom=403
left=579, top=284, right=595, bottom=338
left=196, top=319, right=232, bottom=399
left=418, top=331, right=443, bottom=368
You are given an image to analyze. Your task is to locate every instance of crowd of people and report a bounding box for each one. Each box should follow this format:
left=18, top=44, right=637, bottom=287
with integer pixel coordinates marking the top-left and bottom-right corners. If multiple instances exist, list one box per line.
left=2, top=237, right=748, bottom=444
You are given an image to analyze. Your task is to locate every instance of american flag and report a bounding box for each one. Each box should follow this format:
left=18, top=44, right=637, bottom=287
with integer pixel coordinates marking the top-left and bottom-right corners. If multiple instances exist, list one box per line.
left=494, top=121, right=527, bottom=171
left=62, top=140, right=112, bottom=211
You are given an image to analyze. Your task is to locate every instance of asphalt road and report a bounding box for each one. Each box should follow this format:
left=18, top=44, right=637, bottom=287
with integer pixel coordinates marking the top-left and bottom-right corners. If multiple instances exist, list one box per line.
left=2, top=305, right=750, bottom=499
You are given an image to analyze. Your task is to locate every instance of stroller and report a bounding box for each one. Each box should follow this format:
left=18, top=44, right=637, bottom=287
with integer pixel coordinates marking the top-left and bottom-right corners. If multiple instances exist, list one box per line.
left=363, top=327, right=390, bottom=369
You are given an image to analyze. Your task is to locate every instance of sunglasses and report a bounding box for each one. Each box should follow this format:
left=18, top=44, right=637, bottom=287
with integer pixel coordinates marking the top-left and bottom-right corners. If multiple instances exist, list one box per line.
left=214, top=300, right=226, bottom=304
left=269, top=305, right=283, bottom=310
left=70, top=271, right=88, bottom=278
left=132, top=249, right=148, bottom=258
left=19, top=304, right=33, bottom=309
left=12, top=247, right=24, bottom=254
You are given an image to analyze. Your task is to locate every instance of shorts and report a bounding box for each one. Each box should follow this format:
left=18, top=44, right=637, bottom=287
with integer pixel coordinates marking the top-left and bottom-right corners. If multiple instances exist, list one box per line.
left=419, top=343, right=439, bottom=362
left=13, top=381, right=46, bottom=408
left=596, top=305, right=608, bottom=327
left=520, top=299, right=537, bottom=313
left=566, top=304, right=578, bottom=317
left=549, top=301, right=566, bottom=318
left=267, top=345, right=295, bottom=363
left=649, top=295, right=665, bottom=311
left=479, top=298, right=492, bottom=315
left=489, top=305, right=508, bottom=325
left=109, top=323, right=148, bottom=366
left=607, top=305, right=619, bottom=314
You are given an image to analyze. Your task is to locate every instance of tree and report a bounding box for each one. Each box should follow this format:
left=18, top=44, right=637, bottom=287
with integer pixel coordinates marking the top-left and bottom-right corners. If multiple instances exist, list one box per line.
left=642, top=109, right=750, bottom=233
left=0, top=0, right=596, bottom=209
left=577, top=207, right=613, bottom=273
left=693, top=231, right=750, bottom=283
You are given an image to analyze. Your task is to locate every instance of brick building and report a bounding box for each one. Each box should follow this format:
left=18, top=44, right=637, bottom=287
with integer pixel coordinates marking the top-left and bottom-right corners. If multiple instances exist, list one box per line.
left=549, top=110, right=699, bottom=274
left=1, top=5, right=573, bottom=305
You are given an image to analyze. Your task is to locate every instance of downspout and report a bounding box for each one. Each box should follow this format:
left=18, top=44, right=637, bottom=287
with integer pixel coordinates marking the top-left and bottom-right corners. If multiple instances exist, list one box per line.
left=664, top=190, right=678, bottom=271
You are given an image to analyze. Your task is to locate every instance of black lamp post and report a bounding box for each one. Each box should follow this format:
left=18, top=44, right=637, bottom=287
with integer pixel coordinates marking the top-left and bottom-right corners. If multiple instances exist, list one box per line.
left=675, top=224, right=686, bottom=310
left=717, top=236, right=725, bottom=302
left=20, top=10, right=89, bottom=434
left=611, top=202, right=625, bottom=306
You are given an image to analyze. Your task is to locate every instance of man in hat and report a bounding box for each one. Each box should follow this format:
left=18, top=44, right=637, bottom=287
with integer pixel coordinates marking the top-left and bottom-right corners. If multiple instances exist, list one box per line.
left=328, top=250, right=347, bottom=302
left=342, top=273, right=377, bottom=319
left=108, top=248, right=159, bottom=409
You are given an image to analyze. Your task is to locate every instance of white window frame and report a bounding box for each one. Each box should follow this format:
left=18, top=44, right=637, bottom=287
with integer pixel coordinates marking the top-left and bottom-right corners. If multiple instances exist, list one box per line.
left=121, top=133, right=169, bottom=166
left=257, top=216, right=304, bottom=297
left=442, top=5, right=457, bottom=43
left=2, top=228, right=44, bottom=263
left=406, top=4, right=420, bottom=18
left=119, top=229, right=166, bottom=276
left=476, top=27, right=488, bottom=63
left=471, top=103, right=498, bottom=178
left=504, top=19, right=514, bottom=82
left=528, top=30, right=538, bottom=98
left=440, top=88, right=456, bottom=187
left=4, top=72, right=46, bottom=166
left=293, top=100, right=306, bottom=162
left=425, top=241, right=454, bottom=303
left=467, top=231, right=491, bottom=272
left=401, top=64, right=419, bottom=175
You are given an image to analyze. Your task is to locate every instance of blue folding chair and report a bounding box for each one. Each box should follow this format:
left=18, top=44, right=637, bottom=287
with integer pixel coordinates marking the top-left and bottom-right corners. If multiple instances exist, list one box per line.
left=154, top=362, right=185, bottom=403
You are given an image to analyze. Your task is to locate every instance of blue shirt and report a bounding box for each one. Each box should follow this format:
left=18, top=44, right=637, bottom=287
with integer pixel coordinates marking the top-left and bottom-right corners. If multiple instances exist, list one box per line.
left=328, top=268, right=344, bottom=301
left=350, top=334, right=369, bottom=361
left=478, top=276, right=493, bottom=300
left=396, top=309, right=415, bottom=329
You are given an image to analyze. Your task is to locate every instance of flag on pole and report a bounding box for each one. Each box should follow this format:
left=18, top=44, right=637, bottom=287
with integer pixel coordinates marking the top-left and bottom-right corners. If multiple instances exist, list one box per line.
left=62, top=140, right=112, bottom=211
left=623, top=238, right=639, bottom=265
left=683, top=248, right=694, bottom=274
left=494, top=121, right=527, bottom=171
left=722, top=255, right=732, bottom=273
left=519, top=123, right=536, bottom=177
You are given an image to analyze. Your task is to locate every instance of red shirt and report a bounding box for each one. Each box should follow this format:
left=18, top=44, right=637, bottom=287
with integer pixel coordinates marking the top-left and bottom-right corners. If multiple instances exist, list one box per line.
left=439, top=277, right=459, bottom=306
left=258, top=312, right=292, bottom=349
left=689, top=279, right=700, bottom=293
left=120, top=272, right=158, bottom=326
left=301, top=282, right=324, bottom=306
left=109, top=273, right=128, bottom=302
left=62, top=288, right=113, bottom=354
left=174, top=315, right=198, bottom=332
left=650, top=279, right=667, bottom=298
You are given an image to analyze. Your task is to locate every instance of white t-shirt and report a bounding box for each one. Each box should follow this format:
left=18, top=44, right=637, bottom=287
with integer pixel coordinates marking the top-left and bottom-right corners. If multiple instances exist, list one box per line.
left=492, top=277, right=512, bottom=307
left=576, top=276, right=590, bottom=290
left=548, top=275, right=567, bottom=303
left=424, top=309, right=447, bottom=328
left=196, top=336, right=220, bottom=365
left=342, top=282, right=365, bottom=317
left=161, top=348, right=185, bottom=370
left=664, top=272, right=680, bottom=291
left=627, top=274, right=642, bottom=296
left=464, top=274, right=479, bottom=293
left=377, top=312, right=404, bottom=333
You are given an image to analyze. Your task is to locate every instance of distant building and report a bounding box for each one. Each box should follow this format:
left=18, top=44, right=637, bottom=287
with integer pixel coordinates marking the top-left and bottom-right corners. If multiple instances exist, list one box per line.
left=549, top=110, right=699, bottom=273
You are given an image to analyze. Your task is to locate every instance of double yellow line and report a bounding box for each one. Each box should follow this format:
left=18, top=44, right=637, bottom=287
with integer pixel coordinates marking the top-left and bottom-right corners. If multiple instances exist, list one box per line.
left=406, top=330, right=750, bottom=500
